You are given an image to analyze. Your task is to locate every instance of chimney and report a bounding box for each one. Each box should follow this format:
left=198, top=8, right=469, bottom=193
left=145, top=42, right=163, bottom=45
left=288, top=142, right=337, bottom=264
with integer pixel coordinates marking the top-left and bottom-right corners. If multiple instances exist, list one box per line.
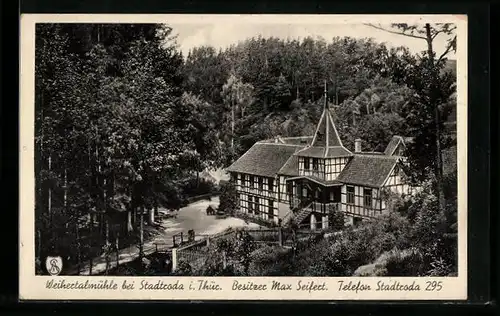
left=355, top=139, right=362, bottom=153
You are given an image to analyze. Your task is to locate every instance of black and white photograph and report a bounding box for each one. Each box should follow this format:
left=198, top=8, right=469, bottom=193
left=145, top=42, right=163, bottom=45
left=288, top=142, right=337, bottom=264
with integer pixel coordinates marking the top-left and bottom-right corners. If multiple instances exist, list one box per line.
left=19, top=14, right=467, bottom=300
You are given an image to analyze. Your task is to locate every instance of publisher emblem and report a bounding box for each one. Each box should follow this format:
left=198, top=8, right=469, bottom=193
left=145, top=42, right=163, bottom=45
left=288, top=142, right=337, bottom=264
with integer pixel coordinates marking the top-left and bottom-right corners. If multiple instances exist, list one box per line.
left=45, top=256, right=63, bottom=276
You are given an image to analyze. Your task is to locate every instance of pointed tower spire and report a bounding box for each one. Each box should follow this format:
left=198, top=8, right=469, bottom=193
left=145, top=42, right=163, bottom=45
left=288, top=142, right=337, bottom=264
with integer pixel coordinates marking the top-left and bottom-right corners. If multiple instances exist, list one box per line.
left=295, top=81, right=353, bottom=158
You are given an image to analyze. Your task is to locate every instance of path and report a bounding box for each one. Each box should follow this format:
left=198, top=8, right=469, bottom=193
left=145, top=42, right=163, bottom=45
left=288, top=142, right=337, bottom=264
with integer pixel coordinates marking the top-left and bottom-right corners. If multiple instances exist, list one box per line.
left=68, top=196, right=259, bottom=275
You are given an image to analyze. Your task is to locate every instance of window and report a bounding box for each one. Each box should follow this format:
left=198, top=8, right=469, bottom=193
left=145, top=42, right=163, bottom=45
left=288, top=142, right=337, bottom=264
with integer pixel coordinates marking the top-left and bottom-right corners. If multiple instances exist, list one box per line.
left=312, top=158, right=319, bottom=171
left=363, top=188, right=372, bottom=208
left=269, top=179, right=274, bottom=192
left=258, top=177, right=263, bottom=191
left=250, top=176, right=254, bottom=188
left=254, top=197, right=260, bottom=215
left=268, top=200, right=274, bottom=218
left=248, top=196, right=254, bottom=214
left=347, top=186, right=355, bottom=204
left=304, top=158, right=310, bottom=170
left=317, top=132, right=324, bottom=142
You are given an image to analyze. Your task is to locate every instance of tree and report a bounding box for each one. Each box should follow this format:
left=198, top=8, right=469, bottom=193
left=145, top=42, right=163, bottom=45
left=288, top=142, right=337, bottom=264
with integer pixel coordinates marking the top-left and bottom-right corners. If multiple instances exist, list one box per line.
left=328, top=205, right=345, bottom=231
left=365, top=23, right=457, bottom=211
left=34, top=23, right=206, bottom=273
left=218, top=181, right=239, bottom=215
left=221, top=73, right=255, bottom=154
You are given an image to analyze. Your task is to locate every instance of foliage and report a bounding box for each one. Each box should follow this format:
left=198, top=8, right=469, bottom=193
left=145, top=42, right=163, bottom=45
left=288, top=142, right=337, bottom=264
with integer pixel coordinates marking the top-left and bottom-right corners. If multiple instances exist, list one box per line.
left=328, top=205, right=346, bottom=231
left=35, top=24, right=217, bottom=270
left=218, top=181, right=239, bottom=216
left=192, top=230, right=256, bottom=276
left=174, top=260, right=193, bottom=276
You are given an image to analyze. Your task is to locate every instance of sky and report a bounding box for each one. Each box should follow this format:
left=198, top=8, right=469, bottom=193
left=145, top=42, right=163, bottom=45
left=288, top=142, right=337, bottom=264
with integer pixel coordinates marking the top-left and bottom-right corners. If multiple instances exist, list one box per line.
left=167, top=23, right=456, bottom=60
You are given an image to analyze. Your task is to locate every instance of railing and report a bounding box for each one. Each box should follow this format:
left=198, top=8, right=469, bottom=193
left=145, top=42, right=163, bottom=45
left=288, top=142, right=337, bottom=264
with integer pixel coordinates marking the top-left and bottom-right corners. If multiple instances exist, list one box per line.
left=299, top=170, right=324, bottom=179
left=282, top=198, right=314, bottom=226
left=306, top=202, right=341, bottom=213
left=290, top=197, right=314, bottom=210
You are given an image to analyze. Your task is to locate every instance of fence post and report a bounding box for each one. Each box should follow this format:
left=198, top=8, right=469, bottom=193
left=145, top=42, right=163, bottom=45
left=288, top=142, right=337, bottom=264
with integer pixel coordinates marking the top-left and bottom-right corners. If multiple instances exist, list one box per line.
left=206, top=237, right=210, bottom=247
left=171, top=248, right=178, bottom=272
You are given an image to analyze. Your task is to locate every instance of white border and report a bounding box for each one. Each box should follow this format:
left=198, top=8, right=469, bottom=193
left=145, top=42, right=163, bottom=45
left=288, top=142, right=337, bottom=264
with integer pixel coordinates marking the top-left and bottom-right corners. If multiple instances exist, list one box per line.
left=19, top=14, right=468, bottom=301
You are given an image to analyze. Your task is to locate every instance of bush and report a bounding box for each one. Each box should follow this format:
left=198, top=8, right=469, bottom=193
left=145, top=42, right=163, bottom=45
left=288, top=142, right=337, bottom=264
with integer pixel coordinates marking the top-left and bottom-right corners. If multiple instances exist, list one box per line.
left=384, top=248, right=425, bottom=276
left=353, top=248, right=424, bottom=276
left=218, top=181, right=239, bottom=216
left=181, top=177, right=217, bottom=197
left=190, top=230, right=256, bottom=276
left=248, top=245, right=293, bottom=276
left=174, top=260, right=193, bottom=276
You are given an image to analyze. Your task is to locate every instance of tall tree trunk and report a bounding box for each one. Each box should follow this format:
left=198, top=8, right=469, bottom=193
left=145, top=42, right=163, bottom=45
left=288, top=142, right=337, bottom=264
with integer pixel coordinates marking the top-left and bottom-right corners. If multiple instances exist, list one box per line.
left=48, top=156, right=52, bottom=222
left=127, top=210, right=133, bottom=233
left=115, top=233, right=120, bottom=268
left=129, top=182, right=134, bottom=231
left=89, top=212, right=94, bottom=276
left=104, top=176, right=109, bottom=245
left=139, top=206, right=144, bottom=259
left=148, top=208, right=155, bottom=225
left=75, top=210, right=81, bottom=274
left=48, top=155, right=54, bottom=252
left=425, top=23, right=445, bottom=212
left=87, top=137, right=93, bottom=276
left=63, top=166, right=68, bottom=229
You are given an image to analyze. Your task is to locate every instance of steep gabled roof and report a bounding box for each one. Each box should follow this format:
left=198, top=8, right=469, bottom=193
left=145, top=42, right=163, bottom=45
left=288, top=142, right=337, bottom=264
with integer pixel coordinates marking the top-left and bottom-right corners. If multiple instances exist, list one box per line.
left=311, top=108, right=343, bottom=148
left=277, top=155, right=299, bottom=177
left=384, top=135, right=406, bottom=156
left=295, top=93, right=353, bottom=158
left=226, top=142, right=303, bottom=177
left=337, top=155, right=399, bottom=187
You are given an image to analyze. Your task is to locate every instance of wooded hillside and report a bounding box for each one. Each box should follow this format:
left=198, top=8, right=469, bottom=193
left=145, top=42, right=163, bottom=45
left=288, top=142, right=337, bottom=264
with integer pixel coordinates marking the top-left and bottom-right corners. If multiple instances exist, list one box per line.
left=35, top=23, right=457, bottom=274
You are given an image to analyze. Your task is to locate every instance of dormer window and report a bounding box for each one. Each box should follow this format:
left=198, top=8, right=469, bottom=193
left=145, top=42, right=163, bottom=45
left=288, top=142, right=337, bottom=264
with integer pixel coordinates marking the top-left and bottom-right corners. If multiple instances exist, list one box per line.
left=317, top=131, right=324, bottom=142
left=312, top=158, right=319, bottom=171
left=304, top=158, right=310, bottom=170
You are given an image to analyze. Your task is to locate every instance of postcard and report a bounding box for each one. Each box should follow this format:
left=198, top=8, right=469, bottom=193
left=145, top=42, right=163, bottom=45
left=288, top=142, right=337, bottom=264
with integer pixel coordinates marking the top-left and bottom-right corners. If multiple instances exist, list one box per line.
left=19, top=14, right=467, bottom=300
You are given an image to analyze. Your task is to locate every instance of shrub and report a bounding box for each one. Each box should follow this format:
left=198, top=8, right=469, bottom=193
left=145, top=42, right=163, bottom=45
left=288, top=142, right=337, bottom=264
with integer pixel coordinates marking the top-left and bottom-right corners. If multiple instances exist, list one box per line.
left=174, top=260, right=193, bottom=276
left=218, top=181, right=239, bottom=216
left=248, top=245, right=293, bottom=276
left=384, top=248, right=425, bottom=276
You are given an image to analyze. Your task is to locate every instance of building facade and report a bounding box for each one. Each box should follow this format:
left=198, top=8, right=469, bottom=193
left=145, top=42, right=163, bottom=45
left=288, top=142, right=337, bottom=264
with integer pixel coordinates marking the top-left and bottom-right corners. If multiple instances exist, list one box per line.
left=226, top=92, right=413, bottom=230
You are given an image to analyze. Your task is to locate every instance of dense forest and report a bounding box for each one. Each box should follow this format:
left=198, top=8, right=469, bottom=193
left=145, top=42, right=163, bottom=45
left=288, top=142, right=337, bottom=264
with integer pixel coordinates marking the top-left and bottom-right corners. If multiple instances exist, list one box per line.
left=35, top=23, right=457, bottom=275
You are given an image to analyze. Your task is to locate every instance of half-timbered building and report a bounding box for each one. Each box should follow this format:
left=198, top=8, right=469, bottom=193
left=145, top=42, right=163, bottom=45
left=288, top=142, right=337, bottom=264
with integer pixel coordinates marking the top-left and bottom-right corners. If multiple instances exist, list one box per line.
left=226, top=87, right=414, bottom=230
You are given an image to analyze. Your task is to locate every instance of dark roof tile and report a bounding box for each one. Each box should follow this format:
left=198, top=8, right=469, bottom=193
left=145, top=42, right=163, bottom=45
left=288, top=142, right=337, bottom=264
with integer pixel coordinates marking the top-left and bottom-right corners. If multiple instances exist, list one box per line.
left=337, top=155, right=398, bottom=187
left=278, top=155, right=299, bottom=176
left=384, top=136, right=405, bottom=156
left=226, top=143, right=302, bottom=177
